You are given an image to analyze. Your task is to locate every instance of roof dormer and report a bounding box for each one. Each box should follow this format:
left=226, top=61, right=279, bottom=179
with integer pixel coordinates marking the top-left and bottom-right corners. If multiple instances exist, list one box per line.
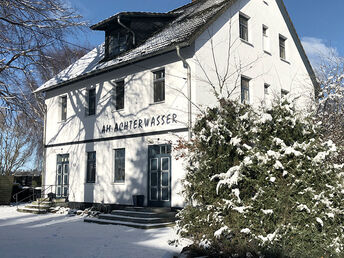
left=91, top=12, right=177, bottom=61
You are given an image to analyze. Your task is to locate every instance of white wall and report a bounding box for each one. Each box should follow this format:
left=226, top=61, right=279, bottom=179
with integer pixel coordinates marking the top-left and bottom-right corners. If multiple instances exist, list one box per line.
left=193, top=0, right=314, bottom=110
left=44, top=50, right=192, bottom=207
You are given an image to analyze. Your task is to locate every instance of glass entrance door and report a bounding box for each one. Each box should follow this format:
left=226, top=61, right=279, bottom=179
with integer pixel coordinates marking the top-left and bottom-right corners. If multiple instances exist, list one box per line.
left=148, top=145, right=171, bottom=207
left=56, top=154, right=69, bottom=198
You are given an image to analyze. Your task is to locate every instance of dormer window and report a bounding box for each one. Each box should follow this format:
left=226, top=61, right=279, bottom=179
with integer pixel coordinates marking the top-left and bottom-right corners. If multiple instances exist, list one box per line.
left=108, top=30, right=130, bottom=57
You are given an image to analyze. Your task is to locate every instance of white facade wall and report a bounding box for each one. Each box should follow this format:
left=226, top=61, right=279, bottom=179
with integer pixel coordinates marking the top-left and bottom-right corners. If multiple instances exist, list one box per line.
left=193, top=0, right=314, bottom=110
left=44, top=51, right=193, bottom=207
left=43, top=0, right=315, bottom=208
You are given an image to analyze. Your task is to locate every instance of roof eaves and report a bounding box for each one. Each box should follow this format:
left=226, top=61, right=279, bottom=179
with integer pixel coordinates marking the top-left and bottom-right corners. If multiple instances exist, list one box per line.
left=90, top=12, right=177, bottom=30
left=37, top=41, right=190, bottom=94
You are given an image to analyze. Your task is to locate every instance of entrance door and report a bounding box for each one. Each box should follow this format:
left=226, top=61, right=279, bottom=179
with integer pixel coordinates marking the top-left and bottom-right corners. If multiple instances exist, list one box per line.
left=148, top=145, right=171, bottom=207
left=56, top=154, right=69, bottom=199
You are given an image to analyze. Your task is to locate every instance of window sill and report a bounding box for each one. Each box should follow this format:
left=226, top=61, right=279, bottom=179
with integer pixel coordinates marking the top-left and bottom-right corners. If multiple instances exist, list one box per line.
left=112, top=108, right=125, bottom=113
left=264, top=50, right=272, bottom=56
left=85, top=182, right=96, bottom=185
left=150, top=101, right=165, bottom=106
left=280, top=58, right=290, bottom=64
left=240, top=39, right=254, bottom=48
left=58, top=120, right=67, bottom=124
left=113, top=182, right=125, bottom=185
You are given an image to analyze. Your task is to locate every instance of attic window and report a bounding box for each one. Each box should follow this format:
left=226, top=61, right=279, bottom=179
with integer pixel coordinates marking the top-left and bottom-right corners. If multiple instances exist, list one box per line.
left=108, top=31, right=129, bottom=57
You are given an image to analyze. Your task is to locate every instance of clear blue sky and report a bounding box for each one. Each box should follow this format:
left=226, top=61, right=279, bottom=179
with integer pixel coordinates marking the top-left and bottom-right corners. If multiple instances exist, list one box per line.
left=68, top=0, right=344, bottom=65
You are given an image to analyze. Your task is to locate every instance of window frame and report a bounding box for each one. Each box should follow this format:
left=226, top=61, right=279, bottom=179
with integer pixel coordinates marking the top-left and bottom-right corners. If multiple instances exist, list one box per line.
left=86, top=88, right=96, bottom=116
left=241, top=76, right=250, bottom=104
left=60, top=95, right=67, bottom=122
left=113, top=80, right=125, bottom=111
left=239, top=14, right=249, bottom=42
left=262, top=25, right=270, bottom=53
left=153, top=69, right=165, bottom=103
left=86, top=151, right=96, bottom=184
left=281, top=89, right=289, bottom=98
left=279, top=35, right=287, bottom=60
left=114, top=148, right=125, bottom=184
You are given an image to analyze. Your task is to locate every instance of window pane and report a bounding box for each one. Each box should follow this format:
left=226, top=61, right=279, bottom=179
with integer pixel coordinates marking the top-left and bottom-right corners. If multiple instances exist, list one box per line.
left=241, top=77, right=250, bottom=104
left=153, top=70, right=165, bottom=103
left=150, top=188, right=158, bottom=201
left=88, top=89, right=96, bottom=116
left=86, top=151, right=96, bottom=183
left=162, top=158, right=169, bottom=171
left=162, top=172, right=169, bottom=187
left=115, top=81, right=125, bottom=110
left=61, top=96, right=67, bottom=121
left=151, top=159, right=158, bottom=171
left=279, top=37, right=286, bottom=59
left=115, top=149, right=125, bottom=182
left=154, top=81, right=165, bottom=102
left=151, top=172, right=158, bottom=187
left=162, top=188, right=169, bottom=201
left=239, top=15, right=248, bottom=41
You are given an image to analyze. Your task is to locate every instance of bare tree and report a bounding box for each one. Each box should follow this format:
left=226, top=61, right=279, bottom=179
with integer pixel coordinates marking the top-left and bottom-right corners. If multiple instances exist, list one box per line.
left=0, top=112, right=33, bottom=175
left=0, top=0, right=86, bottom=109
left=316, top=56, right=344, bottom=164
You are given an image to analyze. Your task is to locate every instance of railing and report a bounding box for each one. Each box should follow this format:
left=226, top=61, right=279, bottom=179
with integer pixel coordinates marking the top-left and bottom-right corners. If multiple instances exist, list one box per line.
left=13, top=184, right=56, bottom=207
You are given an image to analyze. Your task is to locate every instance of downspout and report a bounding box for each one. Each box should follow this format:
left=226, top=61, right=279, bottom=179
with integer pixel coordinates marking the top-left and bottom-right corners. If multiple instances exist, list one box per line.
left=176, top=46, right=192, bottom=141
left=42, top=103, right=47, bottom=198
left=117, top=15, right=136, bottom=46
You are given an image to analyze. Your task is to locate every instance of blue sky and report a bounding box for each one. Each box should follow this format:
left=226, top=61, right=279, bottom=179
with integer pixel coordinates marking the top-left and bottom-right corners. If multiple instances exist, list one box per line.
left=68, top=0, right=344, bottom=67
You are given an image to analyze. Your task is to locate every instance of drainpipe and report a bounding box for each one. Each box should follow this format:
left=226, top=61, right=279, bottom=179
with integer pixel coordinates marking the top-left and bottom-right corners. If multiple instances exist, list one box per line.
left=117, top=15, right=136, bottom=46
left=42, top=103, right=47, bottom=198
left=176, top=46, right=192, bottom=141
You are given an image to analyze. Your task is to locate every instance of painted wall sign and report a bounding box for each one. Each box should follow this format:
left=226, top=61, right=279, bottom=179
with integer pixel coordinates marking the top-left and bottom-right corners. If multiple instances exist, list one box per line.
left=101, top=113, right=178, bottom=134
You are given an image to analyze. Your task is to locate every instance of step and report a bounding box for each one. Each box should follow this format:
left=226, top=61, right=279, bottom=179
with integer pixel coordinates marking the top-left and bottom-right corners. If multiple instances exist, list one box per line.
left=17, top=207, right=48, bottom=214
left=99, top=214, right=175, bottom=224
left=123, top=207, right=172, bottom=213
left=84, top=217, right=175, bottom=229
left=31, top=201, right=52, bottom=206
left=111, top=210, right=176, bottom=219
left=26, top=204, right=51, bottom=209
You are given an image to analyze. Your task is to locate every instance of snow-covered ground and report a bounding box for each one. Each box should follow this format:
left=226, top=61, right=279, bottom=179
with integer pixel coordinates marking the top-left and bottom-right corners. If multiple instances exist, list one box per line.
left=0, top=205, right=183, bottom=258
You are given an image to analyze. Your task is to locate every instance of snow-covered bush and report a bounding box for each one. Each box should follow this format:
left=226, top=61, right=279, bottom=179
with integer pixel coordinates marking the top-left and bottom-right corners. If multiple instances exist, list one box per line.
left=176, top=99, right=344, bottom=257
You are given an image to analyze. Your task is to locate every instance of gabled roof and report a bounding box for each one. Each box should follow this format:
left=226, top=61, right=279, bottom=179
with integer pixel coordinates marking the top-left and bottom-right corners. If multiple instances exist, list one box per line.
left=35, top=0, right=316, bottom=94
left=35, top=0, right=232, bottom=93
left=90, top=12, right=177, bottom=31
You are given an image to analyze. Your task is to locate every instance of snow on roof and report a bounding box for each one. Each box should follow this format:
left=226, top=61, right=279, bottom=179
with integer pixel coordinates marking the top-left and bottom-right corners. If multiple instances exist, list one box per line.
left=34, top=0, right=231, bottom=93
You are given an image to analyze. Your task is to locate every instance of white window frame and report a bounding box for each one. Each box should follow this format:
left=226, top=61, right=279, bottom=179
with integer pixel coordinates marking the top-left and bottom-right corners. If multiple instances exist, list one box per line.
left=113, top=148, right=126, bottom=184
left=241, top=76, right=250, bottom=104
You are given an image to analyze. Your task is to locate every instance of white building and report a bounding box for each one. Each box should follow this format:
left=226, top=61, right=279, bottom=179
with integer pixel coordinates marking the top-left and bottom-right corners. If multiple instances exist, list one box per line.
left=35, top=0, right=316, bottom=209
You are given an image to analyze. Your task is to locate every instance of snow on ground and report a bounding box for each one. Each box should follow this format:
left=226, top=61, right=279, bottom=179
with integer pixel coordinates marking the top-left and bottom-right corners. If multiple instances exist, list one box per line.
left=0, top=205, right=183, bottom=258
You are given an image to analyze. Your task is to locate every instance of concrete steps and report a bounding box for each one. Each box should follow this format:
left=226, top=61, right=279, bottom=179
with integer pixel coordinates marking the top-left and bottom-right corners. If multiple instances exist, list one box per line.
left=84, top=207, right=177, bottom=229
left=17, top=198, right=68, bottom=214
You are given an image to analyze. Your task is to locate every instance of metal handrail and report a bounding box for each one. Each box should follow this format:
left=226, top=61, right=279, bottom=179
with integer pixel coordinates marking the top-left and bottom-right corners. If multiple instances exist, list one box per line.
left=13, top=184, right=55, bottom=207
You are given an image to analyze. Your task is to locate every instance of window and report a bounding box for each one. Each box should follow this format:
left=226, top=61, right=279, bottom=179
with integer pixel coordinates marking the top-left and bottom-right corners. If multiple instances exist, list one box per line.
left=114, top=149, right=125, bottom=183
left=264, top=84, right=270, bottom=96
left=153, top=69, right=165, bottom=103
left=108, top=31, right=129, bottom=57
left=281, top=89, right=289, bottom=98
left=86, top=88, right=96, bottom=116
left=241, top=77, right=250, bottom=104
left=86, top=151, right=96, bottom=183
left=279, top=35, right=286, bottom=60
left=239, top=14, right=249, bottom=41
left=60, top=96, right=67, bottom=121
left=114, top=80, right=125, bottom=110
left=262, top=25, right=269, bottom=52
